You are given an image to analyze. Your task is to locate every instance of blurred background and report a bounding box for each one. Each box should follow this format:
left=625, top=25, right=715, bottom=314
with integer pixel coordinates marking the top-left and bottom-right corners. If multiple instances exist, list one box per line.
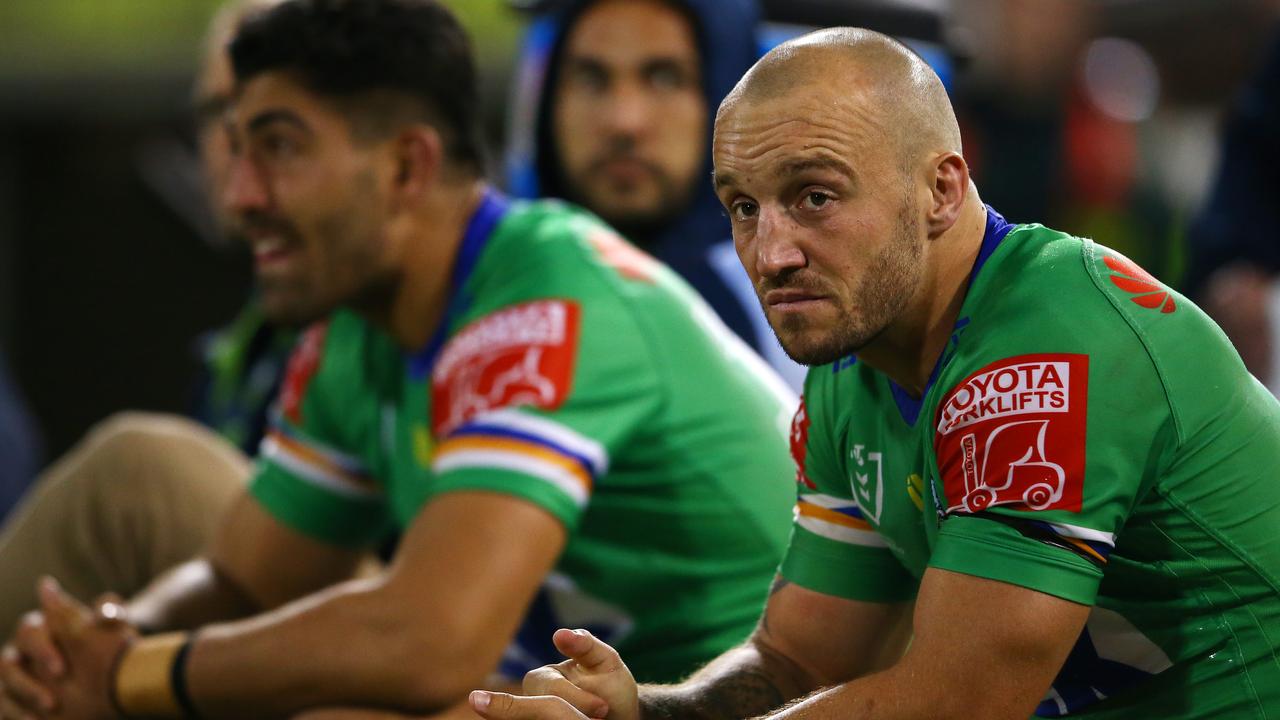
left=1, top=0, right=1277, bottom=463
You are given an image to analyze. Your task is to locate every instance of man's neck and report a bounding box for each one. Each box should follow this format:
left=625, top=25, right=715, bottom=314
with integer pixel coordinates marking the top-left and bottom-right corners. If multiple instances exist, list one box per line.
left=857, top=198, right=988, bottom=398
left=377, top=179, right=488, bottom=350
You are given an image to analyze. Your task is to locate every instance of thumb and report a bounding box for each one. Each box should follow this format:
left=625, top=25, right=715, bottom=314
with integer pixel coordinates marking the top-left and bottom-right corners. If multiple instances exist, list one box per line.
left=37, top=577, right=87, bottom=636
left=551, top=629, right=624, bottom=674
left=471, top=691, right=589, bottom=720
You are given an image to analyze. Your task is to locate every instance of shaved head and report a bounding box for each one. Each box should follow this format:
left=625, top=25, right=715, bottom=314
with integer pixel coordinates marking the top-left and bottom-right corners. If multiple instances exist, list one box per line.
left=719, top=27, right=960, bottom=168
left=711, top=27, right=977, bottom=368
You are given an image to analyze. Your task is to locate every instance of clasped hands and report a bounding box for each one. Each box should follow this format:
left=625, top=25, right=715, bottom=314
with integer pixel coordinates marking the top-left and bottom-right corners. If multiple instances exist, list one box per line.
left=3, top=589, right=638, bottom=720
left=470, top=628, right=639, bottom=720
left=0, top=578, right=136, bottom=720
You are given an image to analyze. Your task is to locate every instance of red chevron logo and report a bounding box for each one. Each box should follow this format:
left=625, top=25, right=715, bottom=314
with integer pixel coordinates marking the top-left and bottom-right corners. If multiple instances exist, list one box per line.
left=1104, top=255, right=1176, bottom=314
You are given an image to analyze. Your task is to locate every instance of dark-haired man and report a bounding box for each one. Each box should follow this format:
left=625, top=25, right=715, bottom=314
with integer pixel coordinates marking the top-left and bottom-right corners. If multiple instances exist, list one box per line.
left=508, top=0, right=805, bottom=389
left=0, top=1, right=794, bottom=718
left=469, top=28, right=1280, bottom=720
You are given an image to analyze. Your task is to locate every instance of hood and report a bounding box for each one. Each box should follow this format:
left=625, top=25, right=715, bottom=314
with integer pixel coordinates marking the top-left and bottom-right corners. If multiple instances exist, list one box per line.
left=504, top=0, right=762, bottom=262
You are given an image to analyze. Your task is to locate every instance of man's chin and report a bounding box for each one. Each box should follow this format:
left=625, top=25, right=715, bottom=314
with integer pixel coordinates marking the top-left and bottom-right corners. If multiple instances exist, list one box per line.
left=259, top=291, right=331, bottom=329
left=773, top=324, right=866, bottom=367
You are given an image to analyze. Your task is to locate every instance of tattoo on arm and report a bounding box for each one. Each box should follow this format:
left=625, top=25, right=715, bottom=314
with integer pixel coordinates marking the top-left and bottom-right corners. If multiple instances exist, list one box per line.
left=641, top=666, right=787, bottom=720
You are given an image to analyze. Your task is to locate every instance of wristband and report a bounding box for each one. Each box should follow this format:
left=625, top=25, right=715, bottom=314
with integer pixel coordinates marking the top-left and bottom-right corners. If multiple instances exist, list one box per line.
left=112, top=632, right=188, bottom=718
left=170, top=635, right=202, bottom=719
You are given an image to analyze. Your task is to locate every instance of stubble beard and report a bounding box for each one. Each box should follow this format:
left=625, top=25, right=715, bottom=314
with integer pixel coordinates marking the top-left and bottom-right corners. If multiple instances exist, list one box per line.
left=768, top=203, right=922, bottom=366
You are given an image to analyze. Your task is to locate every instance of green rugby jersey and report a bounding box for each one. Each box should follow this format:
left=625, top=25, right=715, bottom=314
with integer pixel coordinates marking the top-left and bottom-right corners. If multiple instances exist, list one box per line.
left=784, top=207, right=1280, bottom=717
left=251, top=191, right=796, bottom=682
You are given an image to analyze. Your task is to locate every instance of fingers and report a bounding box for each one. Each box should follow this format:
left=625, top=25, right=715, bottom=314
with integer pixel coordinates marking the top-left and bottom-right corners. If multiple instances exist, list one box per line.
left=470, top=692, right=593, bottom=720
left=0, top=688, right=41, bottom=720
left=521, top=668, right=608, bottom=718
left=549, top=630, right=623, bottom=675
left=0, top=646, right=54, bottom=715
left=11, top=613, right=62, bottom=679
left=93, top=598, right=129, bottom=629
left=35, top=578, right=87, bottom=639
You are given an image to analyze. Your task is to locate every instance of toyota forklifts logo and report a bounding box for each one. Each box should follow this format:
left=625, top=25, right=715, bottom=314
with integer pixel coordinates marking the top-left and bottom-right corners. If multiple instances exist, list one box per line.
left=935, top=354, right=1088, bottom=514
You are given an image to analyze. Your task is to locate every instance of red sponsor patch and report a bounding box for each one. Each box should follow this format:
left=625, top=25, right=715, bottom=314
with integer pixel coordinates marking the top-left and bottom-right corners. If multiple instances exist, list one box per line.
left=588, top=228, right=657, bottom=282
left=431, top=300, right=580, bottom=437
left=790, top=397, right=817, bottom=489
left=280, top=322, right=330, bottom=425
left=934, top=354, right=1088, bottom=514
left=1105, top=254, right=1176, bottom=314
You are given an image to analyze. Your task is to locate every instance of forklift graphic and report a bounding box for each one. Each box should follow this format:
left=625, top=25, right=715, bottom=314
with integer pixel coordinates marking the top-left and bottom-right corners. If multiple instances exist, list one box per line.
left=957, top=419, right=1065, bottom=513
left=441, top=347, right=557, bottom=433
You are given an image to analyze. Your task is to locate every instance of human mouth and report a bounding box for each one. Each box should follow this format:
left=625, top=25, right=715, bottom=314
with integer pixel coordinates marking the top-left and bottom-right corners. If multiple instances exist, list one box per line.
left=764, top=288, right=828, bottom=311
left=593, top=157, right=659, bottom=185
left=248, top=233, right=297, bottom=269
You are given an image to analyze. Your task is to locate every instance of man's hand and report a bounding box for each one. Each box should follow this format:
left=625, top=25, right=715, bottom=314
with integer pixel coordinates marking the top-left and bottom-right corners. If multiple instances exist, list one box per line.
left=31, top=578, right=135, bottom=720
left=469, top=629, right=629, bottom=720
left=1, top=582, right=67, bottom=718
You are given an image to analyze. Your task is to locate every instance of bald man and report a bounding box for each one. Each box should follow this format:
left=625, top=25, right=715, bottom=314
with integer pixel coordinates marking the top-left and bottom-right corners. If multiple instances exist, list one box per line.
left=466, top=28, right=1280, bottom=720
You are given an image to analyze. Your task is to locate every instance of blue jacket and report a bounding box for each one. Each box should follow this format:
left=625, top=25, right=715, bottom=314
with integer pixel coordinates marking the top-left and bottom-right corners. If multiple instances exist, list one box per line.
left=505, top=0, right=806, bottom=389
left=0, top=351, right=41, bottom=522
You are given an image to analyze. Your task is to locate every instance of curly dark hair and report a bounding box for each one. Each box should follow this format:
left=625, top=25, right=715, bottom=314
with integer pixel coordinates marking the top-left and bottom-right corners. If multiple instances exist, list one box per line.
left=230, top=0, right=484, bottom=174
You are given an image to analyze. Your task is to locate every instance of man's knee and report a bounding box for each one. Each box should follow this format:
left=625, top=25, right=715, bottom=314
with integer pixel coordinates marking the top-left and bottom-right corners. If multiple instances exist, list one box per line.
left=72, top=411, right=251, bottom=504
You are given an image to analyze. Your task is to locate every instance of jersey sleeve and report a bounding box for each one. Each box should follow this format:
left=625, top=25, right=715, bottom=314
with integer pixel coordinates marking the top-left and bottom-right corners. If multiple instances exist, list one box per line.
left=249, top=318, right=392, bottom=549
left=424, top=218, right=663, bottom=531
left=779, top=372, right=918, bottom=603
left=928, top=280, right=1175, bottom=605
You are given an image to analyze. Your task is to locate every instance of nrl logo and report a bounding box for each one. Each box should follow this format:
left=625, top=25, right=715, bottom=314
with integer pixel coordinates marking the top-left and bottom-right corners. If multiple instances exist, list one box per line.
left=849, top=444, right=884, bottom=524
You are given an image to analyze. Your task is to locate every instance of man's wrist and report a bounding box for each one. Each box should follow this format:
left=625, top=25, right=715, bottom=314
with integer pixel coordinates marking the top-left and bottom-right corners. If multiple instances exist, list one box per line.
left=111, top=632, right=199, bottom=719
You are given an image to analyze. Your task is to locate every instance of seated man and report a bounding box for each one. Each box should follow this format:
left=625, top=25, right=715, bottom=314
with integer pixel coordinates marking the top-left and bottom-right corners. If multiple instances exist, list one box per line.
left=469, top=28, right=1280, bottom=720
left=0, top=1, right=795, bottom=717
left=0, top=0, right=288, bottom=635
left=507, top=0, right=806, bottom=390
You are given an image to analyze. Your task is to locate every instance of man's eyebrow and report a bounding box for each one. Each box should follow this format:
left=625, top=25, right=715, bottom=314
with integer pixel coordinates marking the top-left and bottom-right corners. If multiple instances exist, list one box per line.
left=712, top=170, right=738, bottom=191
left=779, top=156, right=855, bottom=178
left=246, top=109, right=308, bottom=134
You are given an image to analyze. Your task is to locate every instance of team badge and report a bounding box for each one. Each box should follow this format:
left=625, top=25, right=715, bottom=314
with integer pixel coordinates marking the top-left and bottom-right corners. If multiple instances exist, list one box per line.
left=935, top=353, right=1088, bottom=514
left=432, top=300, right=580, bottom=437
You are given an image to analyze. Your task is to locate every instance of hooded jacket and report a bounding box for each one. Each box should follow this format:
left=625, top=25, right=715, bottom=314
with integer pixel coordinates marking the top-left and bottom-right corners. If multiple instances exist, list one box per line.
left=505, top=0, right=806, bottom=389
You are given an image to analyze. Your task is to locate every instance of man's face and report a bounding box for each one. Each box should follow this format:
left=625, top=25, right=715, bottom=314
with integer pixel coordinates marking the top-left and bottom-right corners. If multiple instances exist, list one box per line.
left=713, top=87, right=925, bottom=366
left=193, top=40, right=237, bottom=241
left=222, top=72, right=397, bottom=325
left=552, top=0, right=707, bottom=234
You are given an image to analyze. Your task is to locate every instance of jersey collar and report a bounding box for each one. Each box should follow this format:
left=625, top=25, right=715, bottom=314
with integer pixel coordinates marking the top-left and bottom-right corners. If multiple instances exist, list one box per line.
left=888, top=204, right=1014, bottom=426
left=407, top=187, right=511, bottom=379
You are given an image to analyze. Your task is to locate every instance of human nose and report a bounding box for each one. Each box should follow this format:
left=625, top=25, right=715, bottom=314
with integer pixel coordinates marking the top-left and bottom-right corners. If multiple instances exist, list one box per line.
left=603, top=82, right=653, bottom=137
left=222, top=153, right=271, bottom=215
left=754, top=207, right=806, bottom=279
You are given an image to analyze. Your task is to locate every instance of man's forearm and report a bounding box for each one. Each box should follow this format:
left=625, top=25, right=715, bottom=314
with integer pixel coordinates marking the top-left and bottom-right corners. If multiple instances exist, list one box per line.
left=639, top=640, right=812, bottom=720
left=184, top=575, right=471, bottom=719
left=125, top=558, right=260, bottom=633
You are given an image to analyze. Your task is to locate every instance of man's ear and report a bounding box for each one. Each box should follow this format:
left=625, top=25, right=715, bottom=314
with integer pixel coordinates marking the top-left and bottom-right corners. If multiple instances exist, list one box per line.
left=925, top=152, right=969, bottom=238
left=389, top=125, right=445, bottom=207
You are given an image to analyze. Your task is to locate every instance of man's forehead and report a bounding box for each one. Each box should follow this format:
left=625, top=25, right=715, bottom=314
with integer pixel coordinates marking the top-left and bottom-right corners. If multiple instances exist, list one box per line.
left=563, top=0, right=699, bottom=63
left=231, top=72, right=328, bottom=128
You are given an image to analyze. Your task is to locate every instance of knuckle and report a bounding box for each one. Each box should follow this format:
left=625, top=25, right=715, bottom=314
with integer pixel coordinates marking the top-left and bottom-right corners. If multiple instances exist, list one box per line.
left=522, top=666, right=558, bottom=692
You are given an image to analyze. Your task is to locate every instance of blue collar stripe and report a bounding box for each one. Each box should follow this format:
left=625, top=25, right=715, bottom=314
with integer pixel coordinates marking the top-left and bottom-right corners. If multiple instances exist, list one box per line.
left=408, top=188, right=511, bottom=378
left=889, top=205, right=1013, bottom=426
